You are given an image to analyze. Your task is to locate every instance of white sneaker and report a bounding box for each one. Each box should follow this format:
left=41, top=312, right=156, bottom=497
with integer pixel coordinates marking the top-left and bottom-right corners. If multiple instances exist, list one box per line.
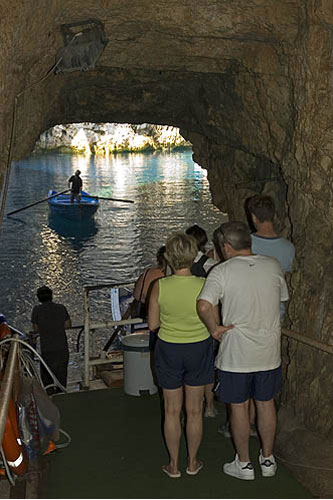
left=204, top=406, right=218, bottom=418
left=223, top=454, right=255, bottom=480
left=218, top=422, right=257, bottom=438
left=217, top=423, right=232, bottom=437
left=250, top=423, right=258, bottom=438
left=259, top=450, right=277, bottom=477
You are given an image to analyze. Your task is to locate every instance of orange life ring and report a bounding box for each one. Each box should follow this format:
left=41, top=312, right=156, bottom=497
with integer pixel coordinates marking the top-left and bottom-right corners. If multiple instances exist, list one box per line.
left=0, top=323, right=11, bottom=341
left=1, top=399, right=28, bottom=476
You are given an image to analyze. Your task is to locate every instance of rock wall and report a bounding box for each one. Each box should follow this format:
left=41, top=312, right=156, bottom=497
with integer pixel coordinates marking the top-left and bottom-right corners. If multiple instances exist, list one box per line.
left=1, top=0, right=333, bottom=440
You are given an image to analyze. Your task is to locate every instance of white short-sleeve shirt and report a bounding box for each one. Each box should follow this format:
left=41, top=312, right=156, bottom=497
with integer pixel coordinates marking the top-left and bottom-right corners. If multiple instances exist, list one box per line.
left=193, top=251, right=217, bottom=273
left=198, top=254, right=289, bottom=373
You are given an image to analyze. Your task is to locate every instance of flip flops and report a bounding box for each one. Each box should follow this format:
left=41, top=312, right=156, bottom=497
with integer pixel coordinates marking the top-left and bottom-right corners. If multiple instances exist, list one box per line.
left=162, top=465, right=181, bottom=478
left=186, top=462, right=204, bottom=476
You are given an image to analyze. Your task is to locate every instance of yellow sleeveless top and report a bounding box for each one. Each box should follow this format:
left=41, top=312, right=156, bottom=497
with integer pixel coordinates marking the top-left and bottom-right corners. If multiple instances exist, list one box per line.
left=157, top=275, right=210, bottom=343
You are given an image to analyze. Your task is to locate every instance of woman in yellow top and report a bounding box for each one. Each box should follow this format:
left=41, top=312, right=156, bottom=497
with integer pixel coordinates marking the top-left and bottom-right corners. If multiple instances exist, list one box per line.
left=149, top=232, right=228, bottom=479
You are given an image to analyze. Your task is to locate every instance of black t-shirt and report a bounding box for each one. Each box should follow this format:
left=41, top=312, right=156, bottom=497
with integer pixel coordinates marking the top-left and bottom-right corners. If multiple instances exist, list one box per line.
left=31, top=301, right=70, bottom=353
left=68, top=175, right=82, bottom=193
left=190, top=254, right=208, bottom=277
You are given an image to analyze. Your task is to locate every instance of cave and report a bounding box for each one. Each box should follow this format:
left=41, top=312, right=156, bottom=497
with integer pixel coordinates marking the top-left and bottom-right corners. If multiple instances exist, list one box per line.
left=1, top=1, right=333, bottom=495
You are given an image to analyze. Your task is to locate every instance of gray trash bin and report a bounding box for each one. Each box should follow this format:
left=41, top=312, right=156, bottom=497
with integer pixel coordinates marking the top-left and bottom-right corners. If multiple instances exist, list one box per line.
left=122, top=333, right=158, bottom=396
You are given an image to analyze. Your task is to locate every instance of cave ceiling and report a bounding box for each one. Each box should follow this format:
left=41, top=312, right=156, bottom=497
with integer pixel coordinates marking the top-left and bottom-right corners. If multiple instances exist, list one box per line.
left=2, top=0, right=302, bottom=160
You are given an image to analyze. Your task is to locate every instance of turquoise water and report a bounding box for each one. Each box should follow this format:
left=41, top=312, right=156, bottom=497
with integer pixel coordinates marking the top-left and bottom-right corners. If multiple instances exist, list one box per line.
left=0, top=150, right=225, bottom=338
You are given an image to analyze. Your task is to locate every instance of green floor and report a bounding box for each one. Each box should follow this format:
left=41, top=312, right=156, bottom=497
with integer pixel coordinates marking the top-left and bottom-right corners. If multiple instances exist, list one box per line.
left=46, top=388, right=312, bottom=499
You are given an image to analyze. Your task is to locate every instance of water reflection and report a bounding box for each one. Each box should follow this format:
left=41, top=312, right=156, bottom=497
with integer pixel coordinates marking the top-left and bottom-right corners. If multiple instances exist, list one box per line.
left=5, top=216, right=27, bottom=226
left=0, top=150, right=225, bottom=334
left=48, top=213, right=98, bottom=249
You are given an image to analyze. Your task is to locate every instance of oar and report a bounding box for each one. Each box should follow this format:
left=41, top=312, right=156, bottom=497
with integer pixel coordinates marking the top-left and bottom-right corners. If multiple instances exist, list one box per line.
left=84, top=194, right=134, bottom=204
left=7, top=189, right=71, bottom=216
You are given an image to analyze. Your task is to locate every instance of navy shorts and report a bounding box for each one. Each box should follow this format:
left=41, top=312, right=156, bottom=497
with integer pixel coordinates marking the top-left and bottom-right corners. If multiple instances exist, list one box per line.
left=216, top=366, right=282, bottom=404
left=154, top=337, right=214, bottom=390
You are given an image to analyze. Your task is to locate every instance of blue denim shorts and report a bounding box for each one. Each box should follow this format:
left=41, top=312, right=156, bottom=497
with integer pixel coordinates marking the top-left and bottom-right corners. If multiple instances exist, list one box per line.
left=216, top=366, right=282, bottom=403
left=154, top=337, right=214, bottom=390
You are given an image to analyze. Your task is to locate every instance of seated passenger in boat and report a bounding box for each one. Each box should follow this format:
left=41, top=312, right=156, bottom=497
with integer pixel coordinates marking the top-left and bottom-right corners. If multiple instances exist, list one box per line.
left=148, top=232, right=218, bottom=478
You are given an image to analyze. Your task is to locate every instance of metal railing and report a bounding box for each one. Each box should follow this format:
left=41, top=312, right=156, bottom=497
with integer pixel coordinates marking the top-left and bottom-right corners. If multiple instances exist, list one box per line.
left=0, top=335, right=19, bottom=450
left=282, top=328, right=333, bottom=356
left=0, top=319, right=331, bottom=445
left=83, top=281, right=144, bottom=389
left=81, top=280, right=333, bottom=388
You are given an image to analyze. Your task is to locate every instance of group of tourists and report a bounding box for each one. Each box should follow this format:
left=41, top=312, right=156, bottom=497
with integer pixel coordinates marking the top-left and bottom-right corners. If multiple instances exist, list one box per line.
left=145, top=194, right=295, bottom=480
left=29, top=192, right=295, bottom=481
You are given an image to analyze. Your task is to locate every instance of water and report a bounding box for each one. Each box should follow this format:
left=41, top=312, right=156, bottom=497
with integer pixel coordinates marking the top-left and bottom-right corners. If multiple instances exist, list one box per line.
left=0, top=150, right=225, bottom=380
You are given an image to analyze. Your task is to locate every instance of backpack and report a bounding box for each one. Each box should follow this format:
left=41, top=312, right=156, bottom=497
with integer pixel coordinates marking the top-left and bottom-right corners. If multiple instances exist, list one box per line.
left=190, top=255, right=208, bottom=277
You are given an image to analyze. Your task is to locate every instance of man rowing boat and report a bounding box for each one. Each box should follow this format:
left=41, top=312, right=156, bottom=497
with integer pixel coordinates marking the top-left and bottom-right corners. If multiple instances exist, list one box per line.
left=68, top=170, right=82, bottom=203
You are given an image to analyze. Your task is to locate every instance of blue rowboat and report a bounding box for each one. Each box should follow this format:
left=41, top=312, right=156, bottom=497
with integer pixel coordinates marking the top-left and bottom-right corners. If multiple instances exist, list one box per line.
left=48, top=190, right=99, bottom=219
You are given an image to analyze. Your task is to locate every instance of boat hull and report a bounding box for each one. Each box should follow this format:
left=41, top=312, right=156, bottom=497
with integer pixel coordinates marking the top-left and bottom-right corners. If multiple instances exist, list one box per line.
left=48, top=190, right=99, bottom=220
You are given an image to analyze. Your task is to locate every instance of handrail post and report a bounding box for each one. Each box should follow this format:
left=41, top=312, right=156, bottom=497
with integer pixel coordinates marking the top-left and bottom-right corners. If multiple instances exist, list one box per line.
left=83, top=288, right=90, bottom=389
left=0, top=336, right=18, bottom=446
left=81, top=281, right=144, bottom=390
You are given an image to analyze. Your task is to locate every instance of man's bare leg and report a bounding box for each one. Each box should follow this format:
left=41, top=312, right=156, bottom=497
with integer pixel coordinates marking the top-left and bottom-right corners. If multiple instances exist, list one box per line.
left=255, top=398, right=276, bottom=457
left=249, top=398, right=256, bottom=426
left=204, top=382, right=215, bottom=414
left=229, top=399, right=250, bottom=462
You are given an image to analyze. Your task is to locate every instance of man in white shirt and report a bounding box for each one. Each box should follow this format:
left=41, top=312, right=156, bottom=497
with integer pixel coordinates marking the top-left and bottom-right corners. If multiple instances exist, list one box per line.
left=197, top=221, right=288, bottom=480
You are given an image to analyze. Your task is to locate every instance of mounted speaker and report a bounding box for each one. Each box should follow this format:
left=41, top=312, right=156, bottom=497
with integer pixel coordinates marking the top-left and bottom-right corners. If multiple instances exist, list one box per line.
left=55, top=19, right=108, bottom=73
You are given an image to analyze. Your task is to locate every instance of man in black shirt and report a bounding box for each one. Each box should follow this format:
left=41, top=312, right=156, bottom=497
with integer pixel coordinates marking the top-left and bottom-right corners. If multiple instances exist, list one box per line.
left=31, top=286, right=71, bottom=393
left=68, top=169, right=83, bottom=203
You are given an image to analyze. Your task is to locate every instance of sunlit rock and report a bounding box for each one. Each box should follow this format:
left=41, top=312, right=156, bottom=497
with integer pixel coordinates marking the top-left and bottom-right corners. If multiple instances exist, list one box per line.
left=34, top=123, right=191, bottom=154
